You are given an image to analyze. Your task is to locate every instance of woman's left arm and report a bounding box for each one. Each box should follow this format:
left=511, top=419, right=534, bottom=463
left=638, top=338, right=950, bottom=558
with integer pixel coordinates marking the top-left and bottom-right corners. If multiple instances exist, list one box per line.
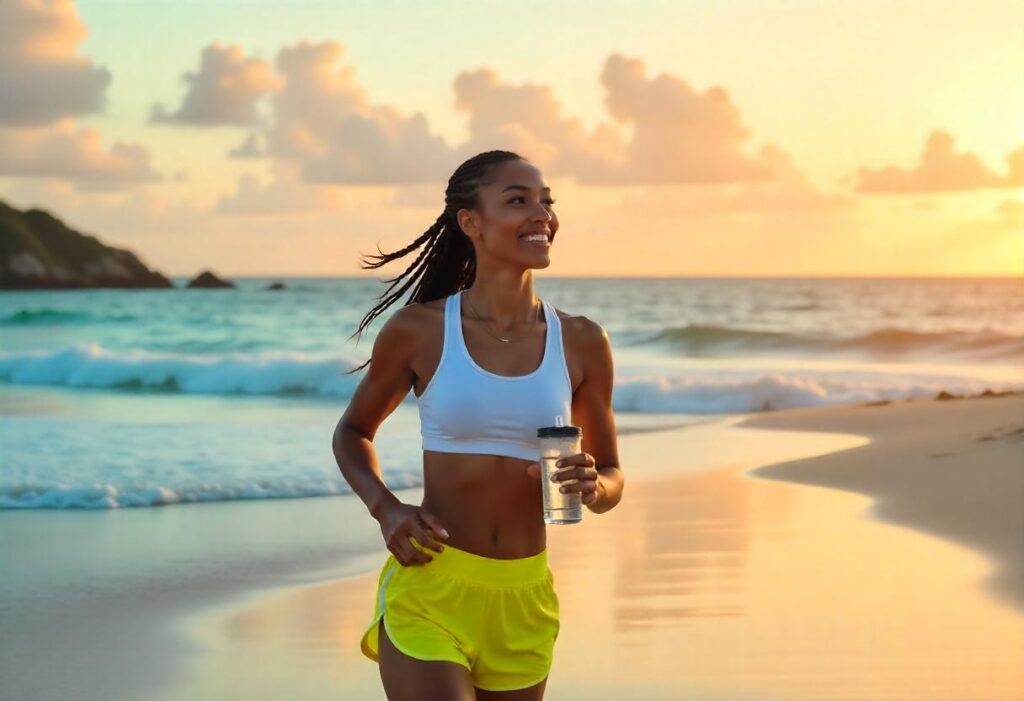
left=556, top=318, right=623, bottom=514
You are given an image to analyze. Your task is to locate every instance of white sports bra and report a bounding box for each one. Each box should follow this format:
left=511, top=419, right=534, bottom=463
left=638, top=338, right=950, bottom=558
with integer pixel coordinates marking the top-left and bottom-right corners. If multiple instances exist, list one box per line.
left=416, top=290, right=573, bottom=461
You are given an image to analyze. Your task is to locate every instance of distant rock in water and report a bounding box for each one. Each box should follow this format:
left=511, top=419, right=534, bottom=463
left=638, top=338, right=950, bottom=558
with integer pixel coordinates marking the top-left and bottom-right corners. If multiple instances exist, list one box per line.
left=0, top=199, right=174, bottom=290
left=266, top=282, right=286, bottom=290
left=187, top=270, right=235, bottom=288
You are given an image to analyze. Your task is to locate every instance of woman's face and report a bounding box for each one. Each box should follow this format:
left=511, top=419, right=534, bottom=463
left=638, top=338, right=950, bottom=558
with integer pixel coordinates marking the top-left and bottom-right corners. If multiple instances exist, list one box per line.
left=459, top=159, right=559, bottom=269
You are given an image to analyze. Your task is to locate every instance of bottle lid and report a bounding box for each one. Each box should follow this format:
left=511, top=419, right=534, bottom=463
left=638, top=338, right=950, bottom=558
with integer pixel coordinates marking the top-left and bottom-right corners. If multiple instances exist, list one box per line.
left=537, top=425, right=583, bottom=438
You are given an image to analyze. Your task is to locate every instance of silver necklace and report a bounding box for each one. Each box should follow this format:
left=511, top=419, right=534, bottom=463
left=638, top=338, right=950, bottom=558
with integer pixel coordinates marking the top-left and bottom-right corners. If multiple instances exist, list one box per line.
left=463, top=293, right=541, bottom=343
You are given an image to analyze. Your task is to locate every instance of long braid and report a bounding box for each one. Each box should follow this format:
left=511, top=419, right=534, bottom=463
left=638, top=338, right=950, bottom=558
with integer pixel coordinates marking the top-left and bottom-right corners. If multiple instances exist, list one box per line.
left=343, top=150, right=524, bottom=375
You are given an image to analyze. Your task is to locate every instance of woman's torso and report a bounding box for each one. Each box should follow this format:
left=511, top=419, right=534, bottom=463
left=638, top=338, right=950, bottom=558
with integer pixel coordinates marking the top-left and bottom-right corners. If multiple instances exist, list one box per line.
left=407, top=291, right=584, bottom=560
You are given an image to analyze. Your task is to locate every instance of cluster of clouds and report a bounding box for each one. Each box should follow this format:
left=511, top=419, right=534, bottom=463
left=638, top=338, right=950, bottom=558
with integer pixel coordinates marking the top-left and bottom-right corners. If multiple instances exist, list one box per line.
left=854, top=130, right=1022, bottom=194
left=0, top=0, right=158, bottom=188
left=0, top=0, right=1020, bottom=223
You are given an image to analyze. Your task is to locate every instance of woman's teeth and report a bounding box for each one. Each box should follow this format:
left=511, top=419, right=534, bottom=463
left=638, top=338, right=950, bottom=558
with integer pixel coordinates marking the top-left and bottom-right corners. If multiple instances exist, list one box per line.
left=522, top=235, right=550, bottom=244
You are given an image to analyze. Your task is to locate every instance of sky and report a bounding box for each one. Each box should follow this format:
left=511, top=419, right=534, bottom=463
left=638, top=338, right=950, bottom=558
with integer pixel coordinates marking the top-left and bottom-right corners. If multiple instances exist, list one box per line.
left=0, top=0, right=1021, bottom=277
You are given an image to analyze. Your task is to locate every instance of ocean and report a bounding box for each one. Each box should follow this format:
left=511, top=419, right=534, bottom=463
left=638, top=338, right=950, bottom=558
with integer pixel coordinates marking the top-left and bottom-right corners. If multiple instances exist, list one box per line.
left=1, top=276, right=1021, bottom=510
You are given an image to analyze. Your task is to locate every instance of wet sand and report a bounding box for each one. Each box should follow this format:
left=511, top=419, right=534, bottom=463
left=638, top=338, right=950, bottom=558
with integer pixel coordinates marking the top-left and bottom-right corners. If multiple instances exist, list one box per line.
left=5, top=394, right=1023, bottom=700
left=160, top=394, right=1024, bottom=700
left=740, top=391, right=1024, bottom=610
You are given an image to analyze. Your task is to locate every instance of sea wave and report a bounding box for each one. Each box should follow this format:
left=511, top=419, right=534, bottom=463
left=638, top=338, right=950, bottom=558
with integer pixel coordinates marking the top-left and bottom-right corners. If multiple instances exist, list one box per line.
left=1, top=343, right=1020, bottom=414
left=0, top=472, right=424, bottom=510
left=1, top=308, right=139, bottom=325
left=643, top=324, right=1024, bottom=359
left=0, top=342, right=364, bottom=397
left=613, top=372, right=1022, bottom=413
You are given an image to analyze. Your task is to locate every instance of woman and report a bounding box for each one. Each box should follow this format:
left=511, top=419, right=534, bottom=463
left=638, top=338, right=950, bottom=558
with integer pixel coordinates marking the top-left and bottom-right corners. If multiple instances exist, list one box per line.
left=333, top=150, right=623, bottom=701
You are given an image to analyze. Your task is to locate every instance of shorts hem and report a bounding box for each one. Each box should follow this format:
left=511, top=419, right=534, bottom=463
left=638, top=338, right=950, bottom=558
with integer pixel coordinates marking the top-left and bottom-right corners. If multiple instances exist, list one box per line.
left=363, top=614, right=472, bottom=673
left=473, top=670, right=552, bottom=693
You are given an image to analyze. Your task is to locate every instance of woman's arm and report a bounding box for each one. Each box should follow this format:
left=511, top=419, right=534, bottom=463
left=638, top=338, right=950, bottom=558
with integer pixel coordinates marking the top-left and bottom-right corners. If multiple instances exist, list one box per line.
left=332, top=309, right=418, bottom=517
left=569, top=318, right=623, bottom=514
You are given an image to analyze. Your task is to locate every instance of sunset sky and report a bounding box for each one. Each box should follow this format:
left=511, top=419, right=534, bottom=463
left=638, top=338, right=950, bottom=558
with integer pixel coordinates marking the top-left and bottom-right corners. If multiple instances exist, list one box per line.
left=0, top=0, right=1021, bottom=277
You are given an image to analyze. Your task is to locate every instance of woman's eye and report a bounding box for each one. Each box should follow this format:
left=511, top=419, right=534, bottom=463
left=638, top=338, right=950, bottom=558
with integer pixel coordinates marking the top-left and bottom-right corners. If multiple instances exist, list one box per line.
left=510, top=197, right=557, bottom=205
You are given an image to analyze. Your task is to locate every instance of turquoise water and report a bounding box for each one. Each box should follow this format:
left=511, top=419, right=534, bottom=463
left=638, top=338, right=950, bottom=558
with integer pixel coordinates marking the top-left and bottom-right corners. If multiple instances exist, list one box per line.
left=1, top=276, right=1021, bottom=509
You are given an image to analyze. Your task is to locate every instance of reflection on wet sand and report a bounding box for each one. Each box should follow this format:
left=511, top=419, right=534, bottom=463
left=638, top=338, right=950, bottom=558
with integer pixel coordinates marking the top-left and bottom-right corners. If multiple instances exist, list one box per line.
left=160, top=417, right=1024, bottom=701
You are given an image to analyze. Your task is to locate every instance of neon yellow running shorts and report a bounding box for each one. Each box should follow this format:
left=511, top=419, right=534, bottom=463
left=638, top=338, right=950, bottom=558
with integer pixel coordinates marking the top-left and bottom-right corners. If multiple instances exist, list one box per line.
left=360, top=540, right=560, bottom=692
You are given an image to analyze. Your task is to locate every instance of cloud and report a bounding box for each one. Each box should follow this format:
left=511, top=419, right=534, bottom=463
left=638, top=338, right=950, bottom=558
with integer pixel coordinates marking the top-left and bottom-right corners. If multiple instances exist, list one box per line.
left=1, top=177, right=207, bottom=244
left=0, top=0, right=111, bottom=126
left=1004, top=145, right=1024, bottom=186
left=450, top=66, right=624, bottom=179
left=714, top=144, right=849, bottom=212
left=592, top=53, right=775, bottom=185
left=181, top=45, right=782, bottom=191
left=450, top=53, right=778, bottom=187
left=264, top=41, right=455, bottom=184
left=0, top=118, right=160, bottom=189
left=610, top=143, right=848, bottom=216
left=853, top=130, right=1021, bottom=193
left=995, top=198, right=1023, bottom=227
left=155, top=44, right=828, bottom=219
left=0, top=0, right=157, bottom=188
left=150, top=43, right=282, bottom=126
left=216, top=162, right=344, bottom=214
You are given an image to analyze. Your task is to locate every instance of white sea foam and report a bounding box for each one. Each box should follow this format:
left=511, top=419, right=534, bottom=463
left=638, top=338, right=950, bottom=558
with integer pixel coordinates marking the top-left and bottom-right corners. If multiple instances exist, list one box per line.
left=0, top=342, right=363, bottom=397
left=612, top=370, right=1020, bottom=413
left=1, top=343, right=1019, bottom=412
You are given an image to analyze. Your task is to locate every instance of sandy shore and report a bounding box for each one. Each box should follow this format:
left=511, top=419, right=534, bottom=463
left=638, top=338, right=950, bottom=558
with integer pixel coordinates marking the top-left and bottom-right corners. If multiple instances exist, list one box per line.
left=4, top=393, right=1023, bottom=701
left=740, top=391, right=1024, bottom=610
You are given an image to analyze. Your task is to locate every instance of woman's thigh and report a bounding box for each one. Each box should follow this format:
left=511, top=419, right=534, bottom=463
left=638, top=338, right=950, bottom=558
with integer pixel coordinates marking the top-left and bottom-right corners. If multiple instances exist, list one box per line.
left=474, top=678, right=548, bottom=701
left=378, top=619, right=476, bottom=701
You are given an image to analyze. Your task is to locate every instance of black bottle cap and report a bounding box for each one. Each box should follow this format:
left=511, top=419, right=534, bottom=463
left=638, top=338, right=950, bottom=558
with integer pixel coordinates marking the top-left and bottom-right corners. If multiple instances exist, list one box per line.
left=537, top=425, right=583, bottom=438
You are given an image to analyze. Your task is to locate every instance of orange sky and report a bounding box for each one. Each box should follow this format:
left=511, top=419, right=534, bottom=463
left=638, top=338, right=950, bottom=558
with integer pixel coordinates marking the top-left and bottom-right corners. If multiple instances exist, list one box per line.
left=0, top=0, right=1020, bottom=277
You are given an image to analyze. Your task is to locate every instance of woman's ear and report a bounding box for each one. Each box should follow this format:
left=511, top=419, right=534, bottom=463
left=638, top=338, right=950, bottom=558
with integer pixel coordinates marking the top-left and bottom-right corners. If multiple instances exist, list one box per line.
left=456, top=208, right=479, bottom=240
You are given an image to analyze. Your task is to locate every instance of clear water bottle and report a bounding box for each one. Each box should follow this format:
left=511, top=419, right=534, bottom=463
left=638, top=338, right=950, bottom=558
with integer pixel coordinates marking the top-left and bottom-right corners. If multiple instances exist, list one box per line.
left=537, top=417, right=584, bottom=525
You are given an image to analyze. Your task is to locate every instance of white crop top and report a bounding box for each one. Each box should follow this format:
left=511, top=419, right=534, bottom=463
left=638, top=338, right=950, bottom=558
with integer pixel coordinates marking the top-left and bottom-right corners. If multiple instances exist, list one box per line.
left=416, top=290, right=573, bottom=461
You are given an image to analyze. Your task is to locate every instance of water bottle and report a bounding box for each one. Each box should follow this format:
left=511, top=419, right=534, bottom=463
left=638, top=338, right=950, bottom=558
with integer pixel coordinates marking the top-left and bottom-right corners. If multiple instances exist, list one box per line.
left=537, top=416, right=584, bottom=525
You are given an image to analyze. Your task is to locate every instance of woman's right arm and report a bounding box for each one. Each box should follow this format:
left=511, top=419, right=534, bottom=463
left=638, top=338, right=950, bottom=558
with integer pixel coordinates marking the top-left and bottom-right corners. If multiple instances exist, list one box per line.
left=332, top=307, right=448, bottom=566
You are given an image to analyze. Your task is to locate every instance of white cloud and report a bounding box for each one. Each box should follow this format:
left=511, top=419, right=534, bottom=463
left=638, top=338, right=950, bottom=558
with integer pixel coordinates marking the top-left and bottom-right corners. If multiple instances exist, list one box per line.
left=0, top=0, right=111, bottom=126
left=150, top=43, right=282, bottom=126
left=0, top=119, right=159, bottom=189
left=854, top=130, right=1021, bottom=193
left=216, top=162, right=344, bottom=214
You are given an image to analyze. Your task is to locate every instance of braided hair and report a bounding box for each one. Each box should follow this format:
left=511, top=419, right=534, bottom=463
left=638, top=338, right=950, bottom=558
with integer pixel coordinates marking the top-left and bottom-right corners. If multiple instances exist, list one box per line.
left=343, top=150, right=525, bottom=375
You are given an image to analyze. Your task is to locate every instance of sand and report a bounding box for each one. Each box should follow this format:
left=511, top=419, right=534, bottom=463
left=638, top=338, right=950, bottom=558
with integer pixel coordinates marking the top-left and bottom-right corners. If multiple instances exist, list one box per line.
left=4, top=393, right=1023, bottom=700
left=740, top=391, right=1024, bottom=610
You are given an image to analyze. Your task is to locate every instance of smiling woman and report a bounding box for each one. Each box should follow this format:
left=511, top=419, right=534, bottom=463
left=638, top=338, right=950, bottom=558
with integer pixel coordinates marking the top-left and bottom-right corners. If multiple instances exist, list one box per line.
left=332, top=150, right=623, bottom=700
left=341, top=151, right=561, bottom=362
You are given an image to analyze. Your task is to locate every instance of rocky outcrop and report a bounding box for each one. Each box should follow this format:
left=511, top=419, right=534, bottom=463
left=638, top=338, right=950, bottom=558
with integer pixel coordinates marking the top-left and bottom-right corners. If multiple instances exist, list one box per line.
left=186, top=270, right=235, bottom=288
left=266, top=282, right=286, bottom=290
left=0, top=200, right=173, bottom=290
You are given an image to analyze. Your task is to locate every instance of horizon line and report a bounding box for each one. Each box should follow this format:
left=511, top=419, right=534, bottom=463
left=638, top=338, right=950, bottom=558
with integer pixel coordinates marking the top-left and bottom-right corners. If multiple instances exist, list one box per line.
left=164, top=273, right=1024, bottom=280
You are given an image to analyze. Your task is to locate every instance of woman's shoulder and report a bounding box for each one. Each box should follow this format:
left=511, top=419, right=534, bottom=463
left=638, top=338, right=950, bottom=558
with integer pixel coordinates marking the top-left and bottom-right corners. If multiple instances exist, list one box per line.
left=549, top=304, right=607, bottom=345
left=387, top=296, right=447, bottom=344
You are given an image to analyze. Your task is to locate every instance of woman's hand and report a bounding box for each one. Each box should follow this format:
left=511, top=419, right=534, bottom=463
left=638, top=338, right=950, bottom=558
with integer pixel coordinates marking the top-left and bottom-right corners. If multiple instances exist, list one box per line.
left=526, top=452, right=601, bottom=506
left=376, top=502, right=449, bottom=566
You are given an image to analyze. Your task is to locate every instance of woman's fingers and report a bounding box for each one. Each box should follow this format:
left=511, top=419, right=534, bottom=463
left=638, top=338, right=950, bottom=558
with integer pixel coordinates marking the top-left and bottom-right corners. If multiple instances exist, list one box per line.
left=396, top=537, right=431, bottom=566
left=410, top=521, right=444, bottom=554
left=417, top=509, right=450, bottom=541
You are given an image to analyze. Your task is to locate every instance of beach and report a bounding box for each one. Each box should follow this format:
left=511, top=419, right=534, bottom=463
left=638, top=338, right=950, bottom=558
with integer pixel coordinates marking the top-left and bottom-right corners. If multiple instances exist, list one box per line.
left=4, top=391, right=1022, bottom=701
left=1, top=0, right=1020, bottom=696
left=740, top=390, right=1024, bottom=612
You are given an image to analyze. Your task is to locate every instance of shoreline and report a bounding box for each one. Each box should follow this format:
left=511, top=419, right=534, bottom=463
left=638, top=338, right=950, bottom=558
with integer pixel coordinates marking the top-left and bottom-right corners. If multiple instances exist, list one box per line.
left=738, top=390, right=1024, bottom=610
left=151, top=389, right=1024, bottom=700
left=5, top=391, right=1022, bottom=700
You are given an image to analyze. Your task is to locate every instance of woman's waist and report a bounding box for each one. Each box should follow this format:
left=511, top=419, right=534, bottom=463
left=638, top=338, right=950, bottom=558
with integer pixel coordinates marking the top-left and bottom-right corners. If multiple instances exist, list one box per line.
left=420, top=497, right=546, bottom=560
left=420, top=453, right=546, bottom=557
